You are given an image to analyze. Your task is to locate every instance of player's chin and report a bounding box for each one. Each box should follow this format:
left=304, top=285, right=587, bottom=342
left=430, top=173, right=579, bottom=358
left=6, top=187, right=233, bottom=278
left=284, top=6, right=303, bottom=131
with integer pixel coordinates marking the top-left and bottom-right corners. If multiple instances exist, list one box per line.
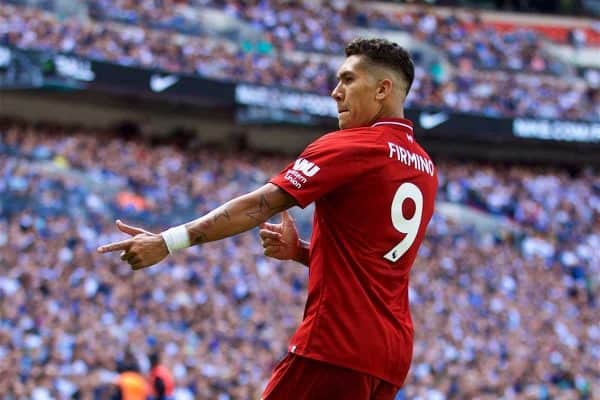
left=338, top=115, right=351, bottom=129
left=339, top=120, right=358, bottom=130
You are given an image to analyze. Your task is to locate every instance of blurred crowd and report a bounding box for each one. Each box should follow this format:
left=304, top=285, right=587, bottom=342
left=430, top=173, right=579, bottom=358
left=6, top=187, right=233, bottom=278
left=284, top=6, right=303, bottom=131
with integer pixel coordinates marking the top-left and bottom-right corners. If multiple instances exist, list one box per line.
left=0, top=1, right=599, bottom=121
left=0, top=119, right=598, bottom=399
left=80, top=0, right=595, bottom=73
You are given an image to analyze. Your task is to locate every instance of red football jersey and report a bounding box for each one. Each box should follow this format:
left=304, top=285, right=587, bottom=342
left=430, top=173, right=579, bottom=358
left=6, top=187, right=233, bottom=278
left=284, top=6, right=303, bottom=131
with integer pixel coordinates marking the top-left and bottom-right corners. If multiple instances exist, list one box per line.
left=270, top=118, right=438, bottom=387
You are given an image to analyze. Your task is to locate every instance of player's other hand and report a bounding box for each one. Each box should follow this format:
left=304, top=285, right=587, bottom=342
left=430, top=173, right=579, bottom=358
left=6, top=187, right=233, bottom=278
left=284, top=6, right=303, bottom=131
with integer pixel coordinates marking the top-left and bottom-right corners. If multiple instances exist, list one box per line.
left=259, top=211, right=299, bottom=261
left=96, top=220, right=169, bottom=270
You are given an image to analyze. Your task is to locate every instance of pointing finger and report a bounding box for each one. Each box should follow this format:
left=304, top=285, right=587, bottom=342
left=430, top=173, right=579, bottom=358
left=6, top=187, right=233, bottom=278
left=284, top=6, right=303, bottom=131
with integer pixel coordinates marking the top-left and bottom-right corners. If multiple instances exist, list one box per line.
left=97, top=238, right=133, bottom=253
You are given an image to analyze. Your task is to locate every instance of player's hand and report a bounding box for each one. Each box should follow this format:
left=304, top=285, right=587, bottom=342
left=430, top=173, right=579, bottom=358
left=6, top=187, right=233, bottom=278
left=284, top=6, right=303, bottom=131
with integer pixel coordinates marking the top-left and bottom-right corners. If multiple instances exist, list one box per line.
left=96, top=220, right=169, bottom=270
left=259, top=211, right=299, bottom=261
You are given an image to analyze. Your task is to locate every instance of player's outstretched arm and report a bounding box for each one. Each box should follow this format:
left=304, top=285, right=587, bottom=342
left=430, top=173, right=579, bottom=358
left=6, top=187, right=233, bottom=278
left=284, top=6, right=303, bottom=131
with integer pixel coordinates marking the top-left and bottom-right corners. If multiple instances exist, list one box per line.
left=97, top=183, right=296, bottom=270
left=259, top=211, right=310, bottom=267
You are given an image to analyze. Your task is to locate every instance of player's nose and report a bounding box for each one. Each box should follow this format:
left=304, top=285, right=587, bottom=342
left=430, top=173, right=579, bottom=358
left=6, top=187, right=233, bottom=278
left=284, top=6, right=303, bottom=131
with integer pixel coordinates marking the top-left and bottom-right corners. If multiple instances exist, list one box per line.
left=330, top=83, right=343, bottom=100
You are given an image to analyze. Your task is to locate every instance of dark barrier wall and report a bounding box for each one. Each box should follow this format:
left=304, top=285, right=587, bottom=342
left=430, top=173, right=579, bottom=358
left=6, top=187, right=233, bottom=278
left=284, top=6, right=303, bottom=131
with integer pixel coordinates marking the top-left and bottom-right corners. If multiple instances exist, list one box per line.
left=2, top=46, right=599, bottom=149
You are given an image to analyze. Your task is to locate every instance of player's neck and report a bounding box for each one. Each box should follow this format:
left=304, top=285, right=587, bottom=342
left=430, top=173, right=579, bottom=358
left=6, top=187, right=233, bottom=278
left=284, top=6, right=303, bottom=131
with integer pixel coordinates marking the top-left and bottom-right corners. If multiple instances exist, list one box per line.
left=370, top=105, right=405, bottom=124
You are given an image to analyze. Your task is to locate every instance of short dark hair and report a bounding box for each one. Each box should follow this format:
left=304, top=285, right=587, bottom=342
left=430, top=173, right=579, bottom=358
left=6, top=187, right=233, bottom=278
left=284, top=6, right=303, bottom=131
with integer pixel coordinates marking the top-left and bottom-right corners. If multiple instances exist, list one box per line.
left=345, top=38, right=414, bottom=95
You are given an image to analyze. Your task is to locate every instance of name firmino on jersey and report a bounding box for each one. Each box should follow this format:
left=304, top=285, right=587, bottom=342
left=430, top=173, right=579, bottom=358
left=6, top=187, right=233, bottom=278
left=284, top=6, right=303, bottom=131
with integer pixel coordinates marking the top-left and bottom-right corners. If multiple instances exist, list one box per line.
left=387, top=142, right=435, bottom=177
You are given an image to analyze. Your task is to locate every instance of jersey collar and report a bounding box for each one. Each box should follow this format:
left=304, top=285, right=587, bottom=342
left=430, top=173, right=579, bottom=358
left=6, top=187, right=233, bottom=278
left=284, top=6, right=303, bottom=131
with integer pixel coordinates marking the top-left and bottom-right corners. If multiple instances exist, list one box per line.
left=370, top=118, right=413, bottom=134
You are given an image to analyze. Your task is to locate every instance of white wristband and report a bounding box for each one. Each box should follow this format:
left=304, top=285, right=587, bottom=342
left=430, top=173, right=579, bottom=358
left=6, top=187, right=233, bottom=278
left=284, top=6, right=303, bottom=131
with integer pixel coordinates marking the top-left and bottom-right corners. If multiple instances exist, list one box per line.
left=161, top=225, right=191, bottom=254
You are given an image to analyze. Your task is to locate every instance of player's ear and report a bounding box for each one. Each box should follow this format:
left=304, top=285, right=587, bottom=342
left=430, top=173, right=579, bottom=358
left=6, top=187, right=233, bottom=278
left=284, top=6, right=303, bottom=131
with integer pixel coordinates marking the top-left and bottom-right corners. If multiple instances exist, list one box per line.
left=375, top=78, right=392, bottom=101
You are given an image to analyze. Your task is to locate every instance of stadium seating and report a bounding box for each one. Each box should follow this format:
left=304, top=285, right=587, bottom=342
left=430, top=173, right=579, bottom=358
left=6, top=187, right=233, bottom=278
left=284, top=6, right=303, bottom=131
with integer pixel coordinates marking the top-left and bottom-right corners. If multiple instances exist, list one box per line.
left=0, top=1, right=598, bottom=121
left=0, top=1, right=598, bottom=399
left=0, top=120, right=597, bottom=399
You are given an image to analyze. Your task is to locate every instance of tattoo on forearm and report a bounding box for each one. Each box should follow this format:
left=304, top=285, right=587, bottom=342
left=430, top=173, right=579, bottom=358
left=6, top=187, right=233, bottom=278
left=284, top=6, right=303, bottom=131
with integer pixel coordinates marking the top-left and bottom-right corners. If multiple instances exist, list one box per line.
left=188, top=227, right=208, bottom=245
left=188, top=220, right=211, bottom=245
left=212, top=209, right=231, bottom=224
left=187, top=209, right=230, bottom=245
left=186, top=192, right=291, bottom=245
left=245, top=194, right=287, bottom=222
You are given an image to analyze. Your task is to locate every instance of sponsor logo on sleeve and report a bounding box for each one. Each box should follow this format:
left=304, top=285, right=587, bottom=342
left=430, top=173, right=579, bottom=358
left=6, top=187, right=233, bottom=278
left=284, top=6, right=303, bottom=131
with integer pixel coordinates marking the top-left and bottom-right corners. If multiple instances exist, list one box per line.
left=283, top=158, right=320, bottom=189
left=293, top=158, right=320, bottom=177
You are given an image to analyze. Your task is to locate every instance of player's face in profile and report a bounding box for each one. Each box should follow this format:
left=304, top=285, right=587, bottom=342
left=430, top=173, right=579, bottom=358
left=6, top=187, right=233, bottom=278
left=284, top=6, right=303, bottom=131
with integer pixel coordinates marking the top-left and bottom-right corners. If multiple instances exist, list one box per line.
left=331, top=55, right=382, bottom=130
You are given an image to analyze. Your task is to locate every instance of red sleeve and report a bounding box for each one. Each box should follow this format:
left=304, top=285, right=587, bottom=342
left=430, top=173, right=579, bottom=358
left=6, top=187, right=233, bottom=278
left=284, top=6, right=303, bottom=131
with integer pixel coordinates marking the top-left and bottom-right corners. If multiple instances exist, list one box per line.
left=270, top=130, right=380, bottom=208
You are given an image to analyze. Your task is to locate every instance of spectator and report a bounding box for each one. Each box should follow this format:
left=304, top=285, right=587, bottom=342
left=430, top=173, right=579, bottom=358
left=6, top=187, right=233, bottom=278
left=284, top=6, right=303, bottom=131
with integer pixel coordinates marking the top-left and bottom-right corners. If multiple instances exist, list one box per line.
left=148, top=351, right=175, bottom=400
left=114, top=350, right=150, bottom=400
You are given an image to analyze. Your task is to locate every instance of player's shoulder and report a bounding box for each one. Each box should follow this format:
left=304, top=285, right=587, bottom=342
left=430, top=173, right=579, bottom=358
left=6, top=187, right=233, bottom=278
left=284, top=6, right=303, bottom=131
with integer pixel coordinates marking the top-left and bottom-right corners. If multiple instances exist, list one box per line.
left=312, top=127, right=384, bottom=148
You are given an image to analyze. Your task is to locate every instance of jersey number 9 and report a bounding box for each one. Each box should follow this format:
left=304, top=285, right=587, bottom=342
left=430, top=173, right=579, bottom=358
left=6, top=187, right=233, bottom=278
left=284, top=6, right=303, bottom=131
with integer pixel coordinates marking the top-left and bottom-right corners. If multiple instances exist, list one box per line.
left=384, top=182, right=424, bottom=262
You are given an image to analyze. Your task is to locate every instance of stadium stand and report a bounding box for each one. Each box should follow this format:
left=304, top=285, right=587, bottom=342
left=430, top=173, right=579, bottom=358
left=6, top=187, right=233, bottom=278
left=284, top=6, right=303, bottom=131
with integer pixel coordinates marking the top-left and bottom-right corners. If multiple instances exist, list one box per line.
left=0, top=0, right=599, bottom=399
left=1, top=1, right=598, bottom=121
left=0, top=120, right=597, bottom=399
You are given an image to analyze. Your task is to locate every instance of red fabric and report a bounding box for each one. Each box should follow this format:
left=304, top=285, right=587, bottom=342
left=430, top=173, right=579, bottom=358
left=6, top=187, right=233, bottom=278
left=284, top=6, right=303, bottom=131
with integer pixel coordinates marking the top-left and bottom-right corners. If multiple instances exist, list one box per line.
left=262, top=353, right=399, bottom=400
left=149, top=365, right=175, bottom=396
left=270, top=117, right=438, bottom=387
